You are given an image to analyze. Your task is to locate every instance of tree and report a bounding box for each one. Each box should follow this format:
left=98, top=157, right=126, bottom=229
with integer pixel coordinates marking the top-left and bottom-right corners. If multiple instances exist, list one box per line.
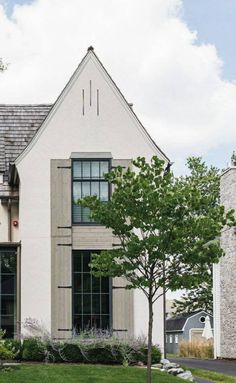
left=172, top=158, right=221, bottom=317
left=80, top=156, right=235, bottom=383
left=173, top=267, right=213, bottom=315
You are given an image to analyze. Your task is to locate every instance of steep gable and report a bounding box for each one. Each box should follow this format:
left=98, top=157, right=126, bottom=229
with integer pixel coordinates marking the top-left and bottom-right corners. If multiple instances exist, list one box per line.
left=15, top=47, right=169, bottom=166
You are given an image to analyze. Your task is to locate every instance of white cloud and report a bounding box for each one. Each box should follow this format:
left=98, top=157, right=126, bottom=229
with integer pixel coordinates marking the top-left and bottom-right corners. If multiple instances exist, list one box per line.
left=0, top=0, right=236, bottom=169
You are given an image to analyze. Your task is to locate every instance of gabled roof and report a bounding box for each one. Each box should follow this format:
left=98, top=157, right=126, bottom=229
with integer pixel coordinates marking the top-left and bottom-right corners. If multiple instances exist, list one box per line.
left=0, top=47, right=169, bottom=181
left=166, top=310, right=212, bottom=332
left=14, top=47, right=170, bottom=166
left=0, top=104, right=52, bottom=177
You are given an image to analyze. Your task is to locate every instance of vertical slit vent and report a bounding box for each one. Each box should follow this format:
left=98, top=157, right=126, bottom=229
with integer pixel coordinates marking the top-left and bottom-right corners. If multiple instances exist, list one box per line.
left=97, top=89, right=99, bottom=116
left=90, top=80, right=92, bottom=106
left=82, top=89, right=85, bottom=115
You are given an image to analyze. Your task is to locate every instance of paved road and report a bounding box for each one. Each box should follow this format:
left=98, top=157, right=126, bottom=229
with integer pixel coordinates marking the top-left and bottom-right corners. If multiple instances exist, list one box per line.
left=194, top=378, right=214, bottom=383
left=171, top=357, right=236, bottom=378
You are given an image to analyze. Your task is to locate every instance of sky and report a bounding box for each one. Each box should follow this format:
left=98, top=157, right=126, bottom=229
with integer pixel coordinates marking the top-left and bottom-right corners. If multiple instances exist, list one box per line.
left=0, top=0, right=236, bottom=176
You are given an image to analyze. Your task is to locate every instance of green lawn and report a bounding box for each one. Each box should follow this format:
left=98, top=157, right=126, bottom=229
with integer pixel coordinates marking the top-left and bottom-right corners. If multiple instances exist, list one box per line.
left=0, top=364, right=184, bottom=383
left=186, top=367, right=236, bottom=383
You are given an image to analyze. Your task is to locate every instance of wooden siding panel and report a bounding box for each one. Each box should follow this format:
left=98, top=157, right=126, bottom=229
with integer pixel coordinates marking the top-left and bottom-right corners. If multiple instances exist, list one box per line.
left=51, top=237, right=72, bottom=339
left=112, top=277, right=134, bottom=336
left=51, top=159, right=72, bottom=339
left=111, top=160, right=133, bottom=337
left=51, top=159, right=71, bottom=238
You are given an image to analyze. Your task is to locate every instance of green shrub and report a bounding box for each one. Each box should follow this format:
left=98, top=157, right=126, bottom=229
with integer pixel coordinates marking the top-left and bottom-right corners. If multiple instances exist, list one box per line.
left=4, top=339, right=22, bottom=360
left=21, top=336, right=161, bottom=365
left=22, top=338, right=45, bottom=361
left=0, top=343, right=15, bottom=360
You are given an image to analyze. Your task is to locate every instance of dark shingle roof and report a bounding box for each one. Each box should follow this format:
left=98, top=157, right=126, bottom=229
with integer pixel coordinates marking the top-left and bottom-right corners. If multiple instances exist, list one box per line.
left=0, top=104, right=52, bottom=176
left=166, top=311, right=203, bottom=332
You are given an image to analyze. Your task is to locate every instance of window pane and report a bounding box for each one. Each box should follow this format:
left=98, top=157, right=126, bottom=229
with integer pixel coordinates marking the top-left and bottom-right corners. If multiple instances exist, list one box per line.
left=101, top=315, right=110, bottom=330
left=82, top=162, right=91, bottom=178
left=83, top=315, right=91, bottom=330
left=92, top=295, right=100, bottom=314
left=82, top=207, right=91, bottom=223
left=83, top=294, right=91, bottom=314
left=73, top=274, right=82, bottom=293
left=82, top=182, right=90, bottom=198
left=100, top=182, right=108, bottom=202
left=73, top=205, right=82, bottom=223
left=101, top=295, right=109, bottom=314
left=73, top=161, right=82, bottom=178
left=91, top=314, right=100, bottom=329
left=73, top=254, right=82, bottom=272
left=91, top=162, right=100, bottom=178
left=73, top=315, right=82, bottom=332
left=101, top=277, right=109, bottom=293
left=91, top=182, right=99, bottom=197
left=0, top=252, right=16, bottom=274
left=73, top=182, right=81, bottom=203
left=1, top=295, right=15, bottom=315
left=100, top=161, right=109, bottom=178
left=1, top=315, right=14, bottom=338
left=92, top=276, right=100, bottom=293
left=1, top=275, right=15, bottom=294
left=73, top=294, right=82, bottom=314
left=83, top=273, right=91, bottom=293
left=82, top=252, right=90, bottom=272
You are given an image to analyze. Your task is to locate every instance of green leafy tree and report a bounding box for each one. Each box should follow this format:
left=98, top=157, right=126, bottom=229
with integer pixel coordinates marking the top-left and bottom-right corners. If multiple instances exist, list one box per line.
left=173, top=158, right=221, bottom=317
left=173, top=268, right=213, bottom=315
left=80, top=156, right=234, bottom=383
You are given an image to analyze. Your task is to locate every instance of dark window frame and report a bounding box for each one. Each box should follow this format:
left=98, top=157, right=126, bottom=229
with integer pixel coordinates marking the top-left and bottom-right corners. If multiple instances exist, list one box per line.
left=0, top=247, right=17, bottom=338
left=72, top=158, right=111, bottom=225
left=72, top=250, right=112, bottom=333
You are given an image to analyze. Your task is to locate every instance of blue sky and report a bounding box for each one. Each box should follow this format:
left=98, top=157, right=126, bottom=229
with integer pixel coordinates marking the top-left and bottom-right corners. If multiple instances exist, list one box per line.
left=182, top=0, right=236, bottom=82
left=182, top=0, right=236, bottom=170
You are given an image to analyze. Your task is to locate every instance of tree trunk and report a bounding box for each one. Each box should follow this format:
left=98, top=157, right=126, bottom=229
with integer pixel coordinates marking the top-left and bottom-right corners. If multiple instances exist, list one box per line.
left=146, top=296, right=153, bottom=383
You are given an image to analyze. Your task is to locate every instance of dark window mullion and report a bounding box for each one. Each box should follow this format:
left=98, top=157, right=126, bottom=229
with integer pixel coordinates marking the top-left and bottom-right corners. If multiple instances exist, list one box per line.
left=99, top=276, right=102, bottom=328
left=81, top=252, right=84, bottom=329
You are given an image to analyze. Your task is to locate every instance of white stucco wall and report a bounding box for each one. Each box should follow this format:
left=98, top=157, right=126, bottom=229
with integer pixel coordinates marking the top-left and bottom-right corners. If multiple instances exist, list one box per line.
left=15, top=51, right=166, bottom=345
left=0, top=203, right=8, bottom=242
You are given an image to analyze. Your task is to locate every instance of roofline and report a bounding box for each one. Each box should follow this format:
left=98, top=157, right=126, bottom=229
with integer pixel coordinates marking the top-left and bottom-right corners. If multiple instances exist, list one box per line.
left=182, top=310, right=212, bottom=331
left=91, top=50, right=170, bottom=163
left=14, top=47, right=170, bottom=166
left=0, top=104, right=52, bottom=107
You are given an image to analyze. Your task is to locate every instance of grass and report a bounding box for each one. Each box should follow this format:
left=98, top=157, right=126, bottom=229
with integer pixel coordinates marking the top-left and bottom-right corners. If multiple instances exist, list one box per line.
left=185, top=367, right=236, bottom=383
left=0, top=364, right=185, bottom=383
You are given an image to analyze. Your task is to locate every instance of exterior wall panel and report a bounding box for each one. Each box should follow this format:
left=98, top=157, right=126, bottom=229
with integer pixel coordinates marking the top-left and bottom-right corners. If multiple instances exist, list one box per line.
left=51, top=159, right=72, bottom=339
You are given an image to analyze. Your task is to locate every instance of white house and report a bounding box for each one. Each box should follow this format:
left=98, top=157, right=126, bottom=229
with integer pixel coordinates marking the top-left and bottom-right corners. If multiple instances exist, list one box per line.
left=0, top=47, right=169, bottom=348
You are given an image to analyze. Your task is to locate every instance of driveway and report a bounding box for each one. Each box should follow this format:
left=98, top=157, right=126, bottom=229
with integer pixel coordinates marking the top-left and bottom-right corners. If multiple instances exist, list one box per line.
left=170, top=357, right=236, bottom=377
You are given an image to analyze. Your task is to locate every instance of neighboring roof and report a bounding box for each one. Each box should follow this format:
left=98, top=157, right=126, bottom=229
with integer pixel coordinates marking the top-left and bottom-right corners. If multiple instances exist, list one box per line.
left=166, top=310, right=211, bottom=332
left=0, top=104, right=52, bottom=175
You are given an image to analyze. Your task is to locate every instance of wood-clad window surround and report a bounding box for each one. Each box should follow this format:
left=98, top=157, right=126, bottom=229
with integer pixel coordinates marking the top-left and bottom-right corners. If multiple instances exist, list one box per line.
left=72, top=159, right=110, bottom=224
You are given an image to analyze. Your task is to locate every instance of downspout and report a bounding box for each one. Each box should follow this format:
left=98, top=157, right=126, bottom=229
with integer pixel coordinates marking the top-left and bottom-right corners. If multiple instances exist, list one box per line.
left=8, top=198, right=12, bottom=242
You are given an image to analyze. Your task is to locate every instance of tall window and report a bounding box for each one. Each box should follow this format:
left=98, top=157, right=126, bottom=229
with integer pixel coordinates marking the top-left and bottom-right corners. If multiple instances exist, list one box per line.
left=72, top=250, right=111, bottom=332
left=72, top=160, right=110, bottom=224
left=0, top=248, right=17, bottom=338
